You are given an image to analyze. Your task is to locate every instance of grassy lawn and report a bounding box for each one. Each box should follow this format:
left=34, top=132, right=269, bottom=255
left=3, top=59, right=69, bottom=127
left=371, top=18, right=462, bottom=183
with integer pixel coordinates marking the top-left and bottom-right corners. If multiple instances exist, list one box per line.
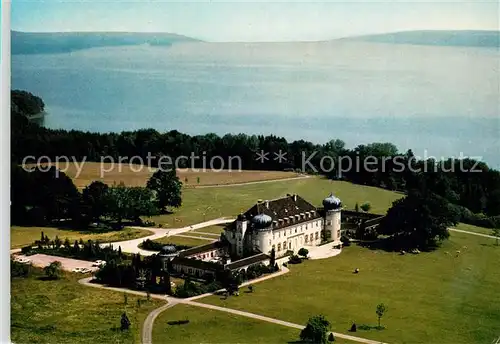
left=11, top=226, right=153, bottom=249
left=147, top=177, right=402, bottom=228
left=178, top=231, right=220, bottom=239
left=199, top=232, right=500, bottom=344
left=11, top=270, right=163, bottom=344
left=29, top=162, right=300, bottom=189
left=193, top=224, right=226, bottom=235
left=153, top=304, right=359, bottom=344
left=154, top=235, right=215, bottom=248
left=455, top=223, right=494, bottom=236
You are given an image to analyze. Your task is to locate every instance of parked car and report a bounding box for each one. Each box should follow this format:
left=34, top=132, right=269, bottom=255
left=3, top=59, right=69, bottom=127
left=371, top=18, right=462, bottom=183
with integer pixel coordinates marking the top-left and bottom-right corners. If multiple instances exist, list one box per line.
left=72, top=267, right=84, bottom=273
left=14, top=257, right=30, bottom=264
left=80, top=268, right=92, bottom=274
left=92, top=260, right=106, bottom=267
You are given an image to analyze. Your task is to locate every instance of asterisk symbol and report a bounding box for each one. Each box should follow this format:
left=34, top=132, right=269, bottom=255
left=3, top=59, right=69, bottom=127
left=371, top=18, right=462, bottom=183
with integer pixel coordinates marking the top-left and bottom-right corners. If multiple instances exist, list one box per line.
left=274, top=150, right=287, bottom=163
left=255, top=150, right=269, bottom=163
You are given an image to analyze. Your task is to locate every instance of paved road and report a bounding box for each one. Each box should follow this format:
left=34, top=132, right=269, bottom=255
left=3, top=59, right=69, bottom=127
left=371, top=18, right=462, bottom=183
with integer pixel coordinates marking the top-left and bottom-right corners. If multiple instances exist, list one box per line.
left=190, top=175, right=311, bottom=189
left=101, top=218, right=234, bottom=255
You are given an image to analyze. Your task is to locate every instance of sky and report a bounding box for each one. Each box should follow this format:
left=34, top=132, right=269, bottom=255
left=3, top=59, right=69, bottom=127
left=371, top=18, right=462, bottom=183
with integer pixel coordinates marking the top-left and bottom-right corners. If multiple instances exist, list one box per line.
left=11, top=1, right=499, bottom=42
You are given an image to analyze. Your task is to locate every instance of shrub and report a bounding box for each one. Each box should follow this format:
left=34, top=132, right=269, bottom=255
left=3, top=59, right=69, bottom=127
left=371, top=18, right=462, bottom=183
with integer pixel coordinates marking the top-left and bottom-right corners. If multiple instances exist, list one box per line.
left=11, top=260, right=31, bottom=278
left=340, top=235, right=351, bottom=247
left=288, top=255, right=302, bottom=264
left=298, top=248, right=309, bottom=258
left=21, top=245, right=32, bottom=255
left=44, top=261, right=62, bottom=280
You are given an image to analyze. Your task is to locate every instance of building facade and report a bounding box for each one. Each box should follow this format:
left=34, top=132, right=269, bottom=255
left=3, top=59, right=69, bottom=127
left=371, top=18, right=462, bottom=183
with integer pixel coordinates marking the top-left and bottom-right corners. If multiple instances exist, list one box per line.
left=224, top=193, right=342, bottom=258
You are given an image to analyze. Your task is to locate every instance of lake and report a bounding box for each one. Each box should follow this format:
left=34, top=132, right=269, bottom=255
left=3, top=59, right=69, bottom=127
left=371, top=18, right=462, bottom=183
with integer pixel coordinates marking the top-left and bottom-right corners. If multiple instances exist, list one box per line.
left=11, top=41, right=500, bottom=167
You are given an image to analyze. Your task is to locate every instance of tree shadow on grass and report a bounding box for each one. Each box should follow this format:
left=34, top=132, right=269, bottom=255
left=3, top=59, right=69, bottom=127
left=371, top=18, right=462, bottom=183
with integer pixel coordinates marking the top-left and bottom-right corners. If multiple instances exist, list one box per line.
left=358, top=324, right=385, bottom=331
left=167, top=320, right=190, bottom=326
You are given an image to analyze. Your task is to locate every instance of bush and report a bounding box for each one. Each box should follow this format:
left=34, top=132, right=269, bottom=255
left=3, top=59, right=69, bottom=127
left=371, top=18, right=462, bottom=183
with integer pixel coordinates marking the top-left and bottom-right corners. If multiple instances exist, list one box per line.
left=44, top=261, right=62, bottom=280
left=142, top=220, right=156, bottom=227
left=21, top=245, right=32, bottom=255
left=298, top=247, right=309, bottom=258
left=288, top=255, right=302, bottom=264
left=11, top=260, right=31, bottom=278
left=340, top=235, right=351, bottom=247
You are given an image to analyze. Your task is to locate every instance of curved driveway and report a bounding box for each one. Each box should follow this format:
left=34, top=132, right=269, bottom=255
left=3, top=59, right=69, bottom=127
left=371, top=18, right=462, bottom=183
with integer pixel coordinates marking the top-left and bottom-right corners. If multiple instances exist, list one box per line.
left=101, top=218, right=234, bottom=255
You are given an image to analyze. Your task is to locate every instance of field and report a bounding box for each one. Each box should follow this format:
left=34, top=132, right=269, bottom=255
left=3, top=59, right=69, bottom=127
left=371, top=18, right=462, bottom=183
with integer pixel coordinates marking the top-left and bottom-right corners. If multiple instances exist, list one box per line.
left=28, top=162, right=301, bottom=189
left=152, top=304, right=301, bottom=343
left=152, top=304, right=356, bottom=344
left=199, top=232, right=500, bottom=344
left=192, top=224, right=226, bottom=235
left=154, top=235, right=215, bottom=248
left=11, top=226, right=153, bottom=249
left=11, top=270, right=162, bottom=344
left=147, top=177, right=402, bottom=228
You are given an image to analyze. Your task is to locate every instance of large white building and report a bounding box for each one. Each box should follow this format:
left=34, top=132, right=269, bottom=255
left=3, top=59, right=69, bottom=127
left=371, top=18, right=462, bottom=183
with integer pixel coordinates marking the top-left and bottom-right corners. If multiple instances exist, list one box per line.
left=224, top=193, right=343, bottom=258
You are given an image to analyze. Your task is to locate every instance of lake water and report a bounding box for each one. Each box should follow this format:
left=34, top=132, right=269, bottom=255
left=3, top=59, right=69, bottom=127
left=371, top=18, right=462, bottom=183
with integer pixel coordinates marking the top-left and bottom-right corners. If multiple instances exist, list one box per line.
left=11, top=41, right=500, bottom=167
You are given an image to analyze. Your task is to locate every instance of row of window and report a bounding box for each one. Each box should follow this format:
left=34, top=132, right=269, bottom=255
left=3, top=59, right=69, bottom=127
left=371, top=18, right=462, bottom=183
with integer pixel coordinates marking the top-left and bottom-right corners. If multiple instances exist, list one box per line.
left=272, top=220, right=322, bottom=240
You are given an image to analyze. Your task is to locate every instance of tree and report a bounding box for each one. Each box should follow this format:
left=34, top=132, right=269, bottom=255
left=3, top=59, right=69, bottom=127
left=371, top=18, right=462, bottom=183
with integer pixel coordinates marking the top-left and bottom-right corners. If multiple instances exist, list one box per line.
left=54, top=236, right=62, bottom=249
left=104, top=185, right=159, bottom=225
left=298, top=247, right=309, bottom=258
left=44, top=261, right=62, bottom=280
left=82, top=181, right=109, bottom=221
left=300, top=315, right=331, bottom=344
left=493, top=227, right=500, bottom=246
left=269, top=247, right=276, bottom=267
left=360, top=202, right=371, bottom=212
left=328, top=332, right=335, bottom=342
left=354, top=203, right=359, bottom=212
left=376, top=303, right=387, bottom=328
left=146, top=169, right=182, bottom=212
left=379, top=190, right=455, bottom=250
left=120, top=312, right=131, bottom=331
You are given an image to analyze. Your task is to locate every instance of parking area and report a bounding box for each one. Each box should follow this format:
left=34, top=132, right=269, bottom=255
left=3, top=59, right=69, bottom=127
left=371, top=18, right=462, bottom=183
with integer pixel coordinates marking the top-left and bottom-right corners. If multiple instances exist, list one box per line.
left=13, top=254, right=99, bottom=272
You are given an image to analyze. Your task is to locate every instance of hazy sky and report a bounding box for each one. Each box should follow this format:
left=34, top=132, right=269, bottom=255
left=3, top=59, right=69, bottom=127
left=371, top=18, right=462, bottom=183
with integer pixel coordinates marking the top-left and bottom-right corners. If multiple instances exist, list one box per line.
left=11, top=1, right=499, bottom=42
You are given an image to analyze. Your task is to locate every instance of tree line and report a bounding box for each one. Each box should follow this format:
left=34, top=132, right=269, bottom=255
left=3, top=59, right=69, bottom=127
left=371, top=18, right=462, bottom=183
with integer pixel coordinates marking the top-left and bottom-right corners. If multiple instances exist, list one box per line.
left=11, top=90, right=500, bottom=230
left=11, top=164, right=182, bottom=228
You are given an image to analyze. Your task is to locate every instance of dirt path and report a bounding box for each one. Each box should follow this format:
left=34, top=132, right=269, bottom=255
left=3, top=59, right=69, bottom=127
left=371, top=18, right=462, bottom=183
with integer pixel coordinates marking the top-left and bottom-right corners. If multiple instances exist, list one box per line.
left=449, top=227, right=497, bottom=240
left=190, top=174, right=311, bottom=188
left=183, top=300, right=388, bottom=344
left=102, top=218, right=234, bottom=256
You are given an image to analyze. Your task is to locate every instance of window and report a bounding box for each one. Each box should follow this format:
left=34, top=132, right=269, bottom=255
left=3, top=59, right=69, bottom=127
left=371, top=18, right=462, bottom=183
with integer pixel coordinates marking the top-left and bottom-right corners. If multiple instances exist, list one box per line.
left=315, top=232, right=319, bottom=240
left=306, top=224, right=308, bottom=229
left=188, top=268, right=193, bottom=274
left=278, top=243, right=281, bottom=251
left=283, top=241, right=286, bottom=250
left=289, top=242, right=292, bottom=249
left=310, top=234, right=314, bottom=242
left=337, top=230, right=341, bottom=237
left=211, top=252, right=214, bottom=257
left=295, top=228, right=297, bottom=233
left=272, top=244, right=276, bottom=251
left=316, top=221, right=318, bottom=227
left=305, top=235, right=308, bottom=243
left=269, top=239, right=271, bottom=245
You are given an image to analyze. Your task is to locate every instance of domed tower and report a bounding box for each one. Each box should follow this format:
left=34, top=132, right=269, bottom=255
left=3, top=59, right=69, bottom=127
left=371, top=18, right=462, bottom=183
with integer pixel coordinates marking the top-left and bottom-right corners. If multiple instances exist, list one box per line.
left=322, top=193, right=342, bottom=247
left=251, top=213, right=273, bottom=255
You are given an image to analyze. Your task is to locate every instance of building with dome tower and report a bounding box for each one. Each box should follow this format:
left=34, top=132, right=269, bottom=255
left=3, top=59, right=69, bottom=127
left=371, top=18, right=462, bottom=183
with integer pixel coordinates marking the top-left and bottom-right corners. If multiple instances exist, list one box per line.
left=169, top=193, right=346, bottom=279
left=224, top=193, right=343, bottom=259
